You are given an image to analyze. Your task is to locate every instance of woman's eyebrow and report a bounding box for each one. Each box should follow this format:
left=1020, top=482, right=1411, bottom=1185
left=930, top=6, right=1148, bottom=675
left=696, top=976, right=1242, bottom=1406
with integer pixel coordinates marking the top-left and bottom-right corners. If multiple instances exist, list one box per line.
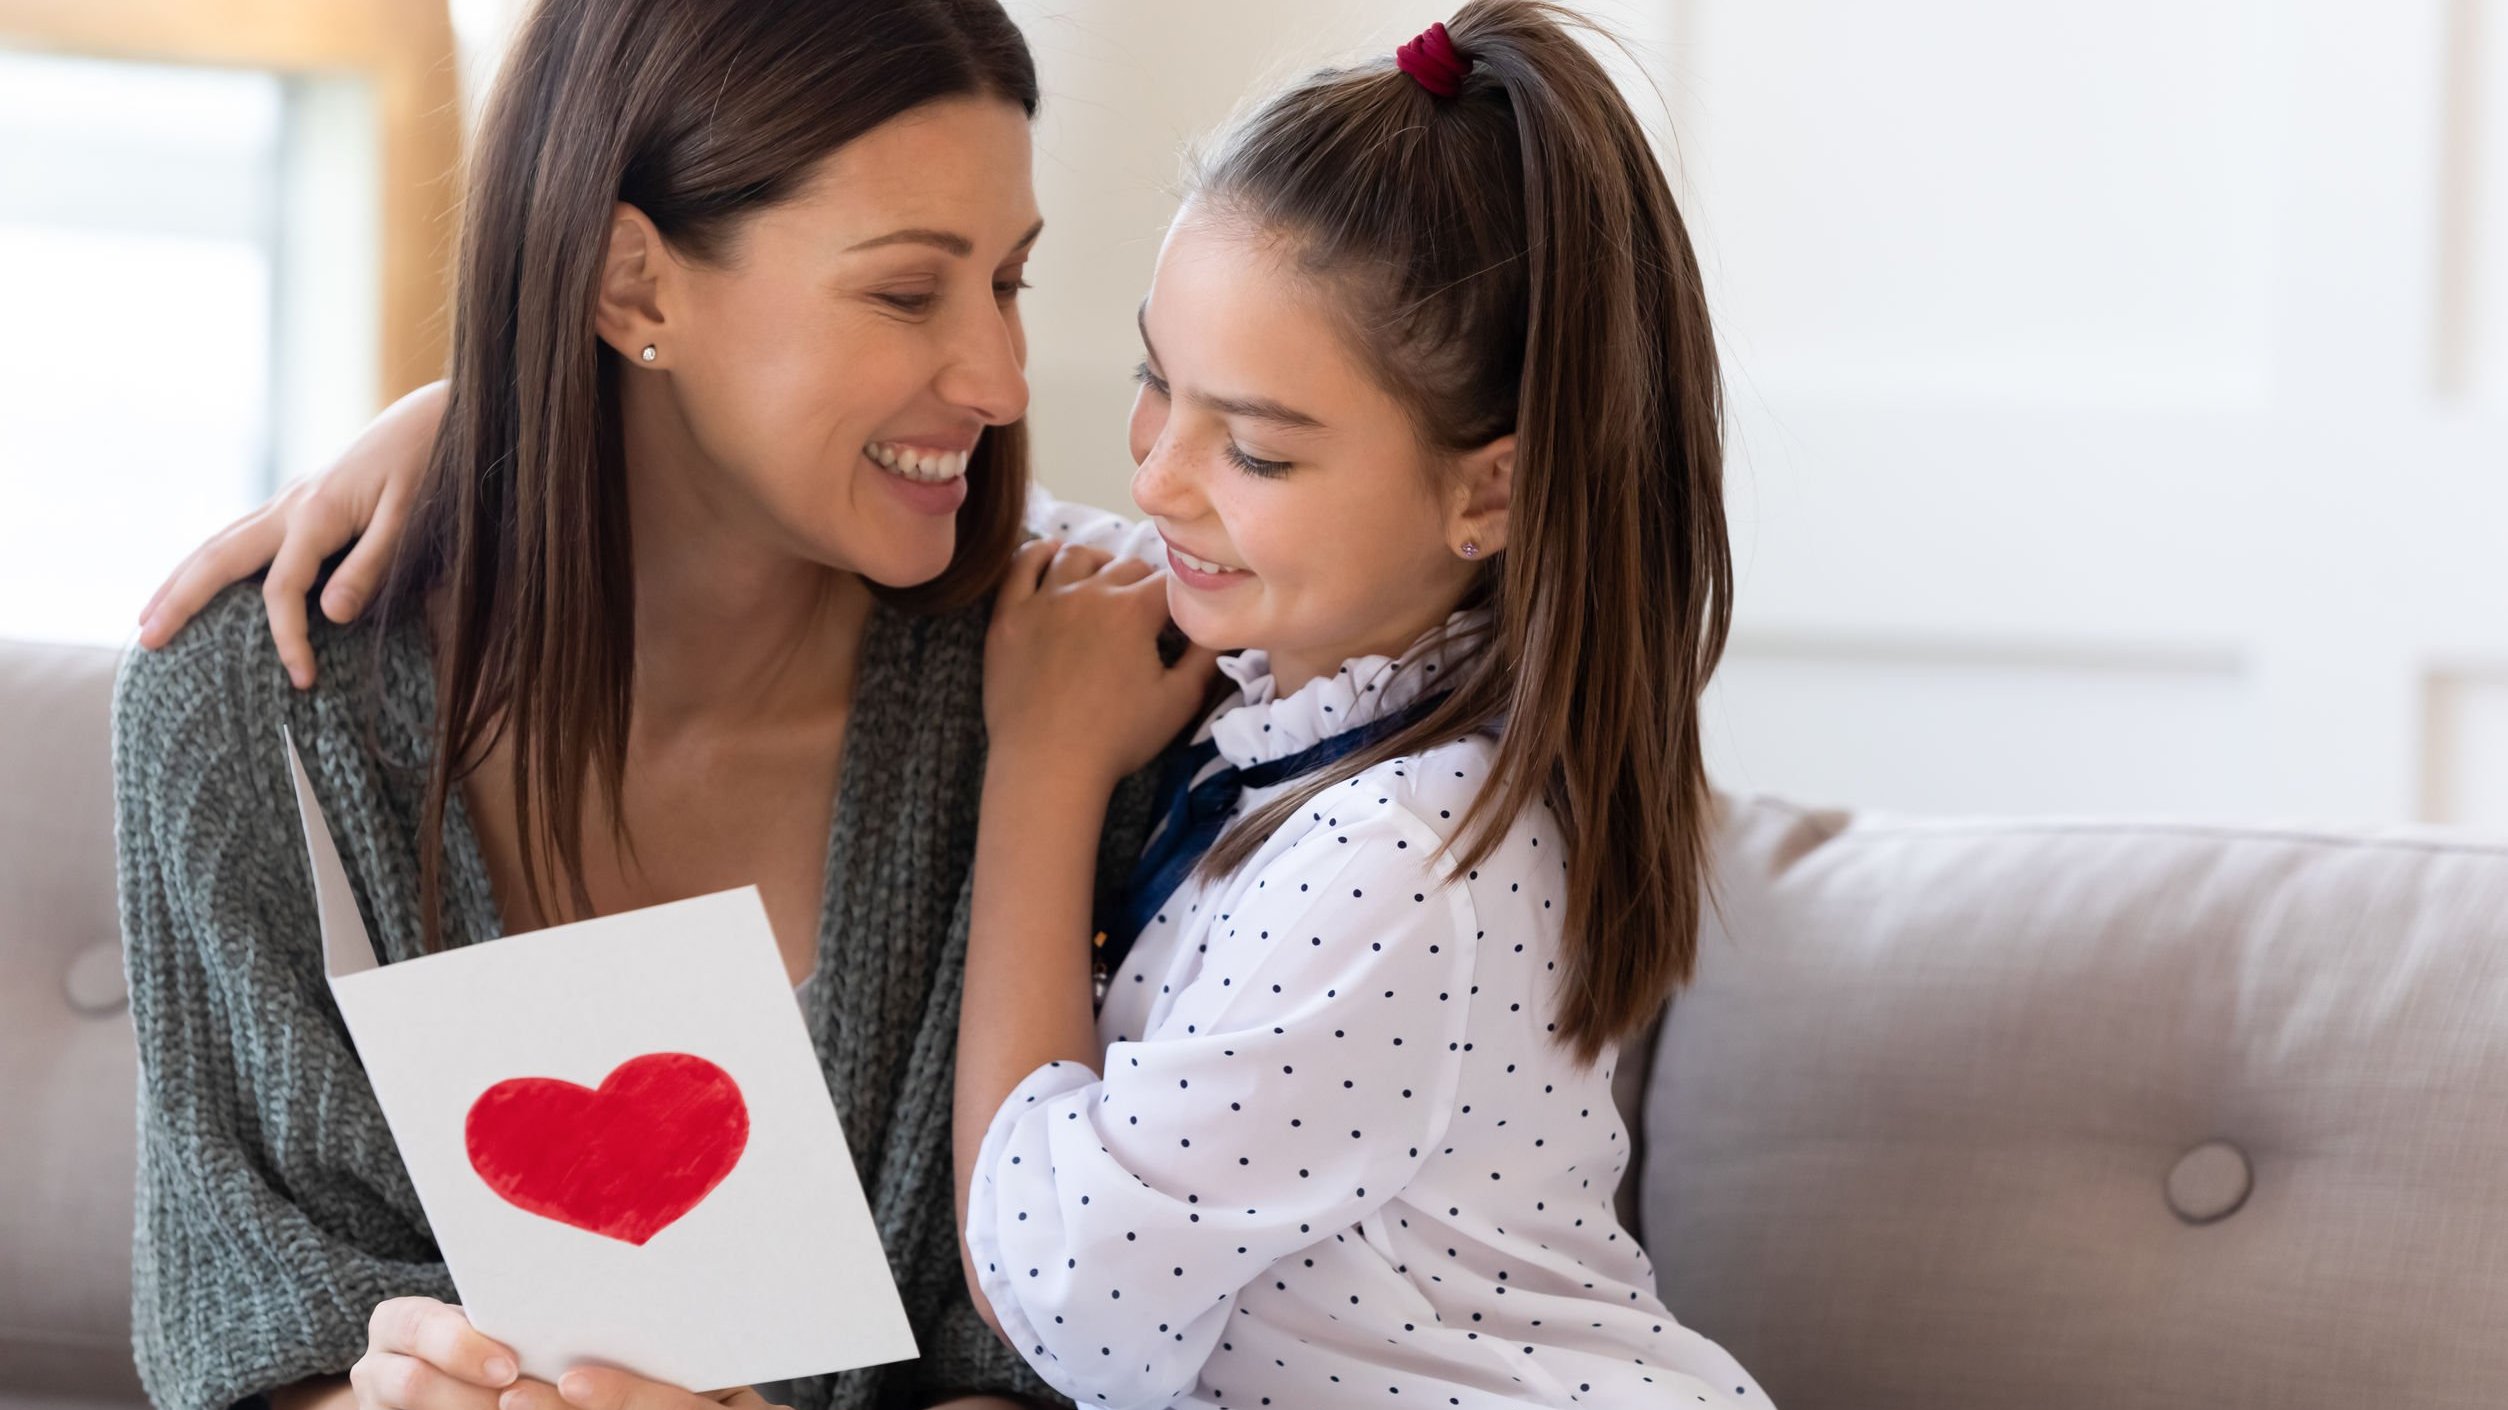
left=1137, top=304, right=1324, bottom=431
left=848, top=218, right=1046, bottom=258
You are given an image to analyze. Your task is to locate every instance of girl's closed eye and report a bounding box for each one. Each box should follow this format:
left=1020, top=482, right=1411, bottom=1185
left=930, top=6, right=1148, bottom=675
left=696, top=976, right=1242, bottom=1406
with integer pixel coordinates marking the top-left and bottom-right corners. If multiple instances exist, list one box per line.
left=1223, top=442, right=1291, bottom=477
left=1131, top=363, right=1289, bottom=476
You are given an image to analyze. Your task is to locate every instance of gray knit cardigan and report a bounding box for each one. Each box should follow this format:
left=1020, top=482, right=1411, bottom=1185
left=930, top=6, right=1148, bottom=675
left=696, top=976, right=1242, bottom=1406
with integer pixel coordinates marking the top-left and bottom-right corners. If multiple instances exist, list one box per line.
left=112, top=580, right=1150, bottom=1410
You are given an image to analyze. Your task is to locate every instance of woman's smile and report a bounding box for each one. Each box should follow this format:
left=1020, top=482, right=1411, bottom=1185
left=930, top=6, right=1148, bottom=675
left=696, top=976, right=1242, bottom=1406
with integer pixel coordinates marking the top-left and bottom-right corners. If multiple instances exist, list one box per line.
left=864, top=438, right=973, bottom=514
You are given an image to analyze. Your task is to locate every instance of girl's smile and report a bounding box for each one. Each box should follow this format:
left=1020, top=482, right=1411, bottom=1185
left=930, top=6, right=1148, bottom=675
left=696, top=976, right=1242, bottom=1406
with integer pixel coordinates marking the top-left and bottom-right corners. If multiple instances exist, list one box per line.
left=1160, top=535, right=1252, bottom=588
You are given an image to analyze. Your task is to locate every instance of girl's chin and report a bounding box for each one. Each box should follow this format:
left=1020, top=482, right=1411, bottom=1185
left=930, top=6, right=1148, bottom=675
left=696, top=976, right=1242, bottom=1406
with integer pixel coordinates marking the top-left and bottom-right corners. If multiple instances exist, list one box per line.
left=1165, top=590, right=1254, bottom=657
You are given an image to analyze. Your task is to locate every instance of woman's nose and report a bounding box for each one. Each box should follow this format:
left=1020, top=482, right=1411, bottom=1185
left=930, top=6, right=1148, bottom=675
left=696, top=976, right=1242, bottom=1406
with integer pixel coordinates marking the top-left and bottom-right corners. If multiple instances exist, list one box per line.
left=938, top=308, right=1030, bottom=427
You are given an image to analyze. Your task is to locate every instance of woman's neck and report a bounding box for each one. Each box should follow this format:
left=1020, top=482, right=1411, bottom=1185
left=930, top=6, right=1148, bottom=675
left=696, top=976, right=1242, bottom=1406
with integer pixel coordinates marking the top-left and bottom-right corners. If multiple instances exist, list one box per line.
left=617, top=376, right=872, bottom=738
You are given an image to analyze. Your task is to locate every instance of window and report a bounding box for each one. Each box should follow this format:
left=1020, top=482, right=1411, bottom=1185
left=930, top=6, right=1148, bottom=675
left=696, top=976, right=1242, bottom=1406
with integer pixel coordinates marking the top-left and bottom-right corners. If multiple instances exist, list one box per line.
left=0, top=52, right=293, bottom=645
left=0, top=0, right=456, bottom=647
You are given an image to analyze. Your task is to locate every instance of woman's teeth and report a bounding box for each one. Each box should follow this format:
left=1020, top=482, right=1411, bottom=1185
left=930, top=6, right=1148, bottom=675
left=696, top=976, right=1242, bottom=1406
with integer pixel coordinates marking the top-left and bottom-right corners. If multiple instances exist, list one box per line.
left=866, top=442, right=971, bottom=483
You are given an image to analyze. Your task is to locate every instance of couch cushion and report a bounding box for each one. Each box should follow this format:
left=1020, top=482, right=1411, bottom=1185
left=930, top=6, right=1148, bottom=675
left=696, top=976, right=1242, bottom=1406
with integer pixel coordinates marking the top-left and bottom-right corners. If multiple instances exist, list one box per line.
left=1642, top=795, right=2508, bottom=1410
left=0, top=639, right=143, bottom=1406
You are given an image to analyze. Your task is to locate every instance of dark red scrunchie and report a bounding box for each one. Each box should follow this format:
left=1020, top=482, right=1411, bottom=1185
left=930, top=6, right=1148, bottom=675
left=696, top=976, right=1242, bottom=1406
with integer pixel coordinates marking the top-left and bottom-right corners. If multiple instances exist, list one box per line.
left=1396, top=21, right=1469, bottom=99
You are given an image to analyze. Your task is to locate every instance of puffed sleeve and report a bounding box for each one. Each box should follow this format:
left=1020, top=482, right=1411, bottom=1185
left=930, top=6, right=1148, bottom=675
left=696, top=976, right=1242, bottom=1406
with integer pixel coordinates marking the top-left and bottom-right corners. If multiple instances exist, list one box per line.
left=965, top=799, right=1475, bottom=1410
left=1024, top=484, right=1166, bottom=567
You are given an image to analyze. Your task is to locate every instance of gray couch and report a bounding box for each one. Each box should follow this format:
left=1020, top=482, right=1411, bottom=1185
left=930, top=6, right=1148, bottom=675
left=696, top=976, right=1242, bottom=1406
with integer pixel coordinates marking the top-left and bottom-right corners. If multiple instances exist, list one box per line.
left=11, top=636, right=2508, bottom=1410
left=4, top=640, right=146, bottom=1410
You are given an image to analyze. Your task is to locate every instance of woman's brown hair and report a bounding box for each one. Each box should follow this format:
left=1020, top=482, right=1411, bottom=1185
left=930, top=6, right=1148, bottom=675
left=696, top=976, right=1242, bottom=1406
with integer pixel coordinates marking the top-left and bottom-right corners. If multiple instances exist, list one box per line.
left=1196, top=0, right=1730, bottom=1063
left=379, top=0, right=1040, bottom=948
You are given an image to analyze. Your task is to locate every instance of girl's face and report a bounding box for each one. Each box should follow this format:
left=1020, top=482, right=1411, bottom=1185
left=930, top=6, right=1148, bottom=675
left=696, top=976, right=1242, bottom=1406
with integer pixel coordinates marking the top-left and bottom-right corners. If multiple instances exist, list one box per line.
left=1128, top=210, right=1511, bottom=691
left=612, top=96, right=1039, bottom=588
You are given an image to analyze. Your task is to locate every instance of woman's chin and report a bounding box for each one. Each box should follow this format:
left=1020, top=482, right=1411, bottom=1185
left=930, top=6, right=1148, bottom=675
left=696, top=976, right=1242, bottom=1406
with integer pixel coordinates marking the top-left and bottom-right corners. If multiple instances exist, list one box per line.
left=855, top=537, right=957, bottom=590
left=805, top=510, right=954, bottom=589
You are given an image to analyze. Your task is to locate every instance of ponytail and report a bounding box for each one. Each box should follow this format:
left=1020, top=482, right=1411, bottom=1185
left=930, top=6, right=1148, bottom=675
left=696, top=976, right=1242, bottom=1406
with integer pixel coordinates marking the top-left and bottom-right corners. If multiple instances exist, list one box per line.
left=1195, top=0, right=1728, bottom=1064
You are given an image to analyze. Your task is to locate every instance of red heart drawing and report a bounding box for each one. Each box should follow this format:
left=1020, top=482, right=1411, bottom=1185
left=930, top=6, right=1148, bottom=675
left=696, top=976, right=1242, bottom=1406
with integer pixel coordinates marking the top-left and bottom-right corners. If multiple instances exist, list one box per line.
left=464, top=1052, right=750, bottom=1246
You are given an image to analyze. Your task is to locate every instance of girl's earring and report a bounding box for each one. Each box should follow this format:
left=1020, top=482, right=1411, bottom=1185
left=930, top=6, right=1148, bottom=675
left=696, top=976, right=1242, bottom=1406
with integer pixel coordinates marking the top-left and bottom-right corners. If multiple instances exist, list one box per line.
left=640, top=345, right=658, bottom=363
left=1460, top=540, right=1480, bottom=559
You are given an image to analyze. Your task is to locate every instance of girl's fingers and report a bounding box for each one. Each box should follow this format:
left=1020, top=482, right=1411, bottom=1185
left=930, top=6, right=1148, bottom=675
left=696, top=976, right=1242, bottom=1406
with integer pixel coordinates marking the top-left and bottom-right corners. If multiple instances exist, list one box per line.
left=1042, top=542, right=1112, bottom=587
left=263, top=481, right=378, bottom=684
left=261, top=542, right=321, bottom=691
left=137, top=508, right=284, bottom=647
left=998, top=538, right=1061, bottom=607
left=1114, top=571, right=1181, bottom=621
left=137, top=539, right=199, bottom=627
left=1097, top=555, right=1158, bottom=587
left=322, top=467, right=414, bottom=624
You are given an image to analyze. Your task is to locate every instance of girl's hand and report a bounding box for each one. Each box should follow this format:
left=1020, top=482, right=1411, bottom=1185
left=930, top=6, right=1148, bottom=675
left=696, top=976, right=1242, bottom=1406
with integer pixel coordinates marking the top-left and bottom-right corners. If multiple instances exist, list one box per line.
left=344, top=1297, right=528, bottom=1410
left=137, top=378, right=448, bottom=686
left=985, top=538, right=1218, bottom=787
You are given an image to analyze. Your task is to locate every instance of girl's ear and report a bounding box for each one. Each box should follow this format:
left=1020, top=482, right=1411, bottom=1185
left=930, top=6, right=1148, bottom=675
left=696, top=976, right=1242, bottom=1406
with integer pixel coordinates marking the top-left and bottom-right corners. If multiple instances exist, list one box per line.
left=1448, top=433, right=1515, bottom=558
left=592, top=203, right=675, bottom=366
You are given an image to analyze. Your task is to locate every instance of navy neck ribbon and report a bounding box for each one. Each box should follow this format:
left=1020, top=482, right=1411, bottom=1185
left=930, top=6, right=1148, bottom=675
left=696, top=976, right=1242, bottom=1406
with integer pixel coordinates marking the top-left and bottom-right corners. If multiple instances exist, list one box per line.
left=1095, top=690, right=1454, bottom=998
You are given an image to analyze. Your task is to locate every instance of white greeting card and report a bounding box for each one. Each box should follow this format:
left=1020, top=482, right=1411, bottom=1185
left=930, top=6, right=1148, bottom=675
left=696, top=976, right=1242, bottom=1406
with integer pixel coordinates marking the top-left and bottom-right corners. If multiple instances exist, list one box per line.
left=284, top=732, right=916, bottom=1391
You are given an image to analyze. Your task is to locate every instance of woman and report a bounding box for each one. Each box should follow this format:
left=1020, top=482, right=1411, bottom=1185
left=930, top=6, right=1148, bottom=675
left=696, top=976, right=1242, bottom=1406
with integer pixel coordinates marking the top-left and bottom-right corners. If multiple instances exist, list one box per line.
left=110, top=3, right=1181, bottom=1410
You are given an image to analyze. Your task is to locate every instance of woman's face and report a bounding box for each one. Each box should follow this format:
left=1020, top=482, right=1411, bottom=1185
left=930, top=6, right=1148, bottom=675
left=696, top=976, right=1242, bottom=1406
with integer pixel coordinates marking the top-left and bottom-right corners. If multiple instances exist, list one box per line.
left=1127, top=209, right=1501, bottom=690
left=618, top=96, right=1040, bottom=588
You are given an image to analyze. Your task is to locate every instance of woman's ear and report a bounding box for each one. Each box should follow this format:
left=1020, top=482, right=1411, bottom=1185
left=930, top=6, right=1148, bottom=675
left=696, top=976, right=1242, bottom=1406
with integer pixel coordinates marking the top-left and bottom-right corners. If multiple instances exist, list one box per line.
left=592, top=203, right=673, bottom=366
left=1448, top=433, right=1515, bottom=558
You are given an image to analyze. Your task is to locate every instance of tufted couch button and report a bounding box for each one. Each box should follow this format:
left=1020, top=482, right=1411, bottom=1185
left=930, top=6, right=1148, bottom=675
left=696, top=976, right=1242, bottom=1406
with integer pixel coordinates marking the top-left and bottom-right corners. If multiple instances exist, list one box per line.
left=2166, top=1139, right=2253, bottom=1225
left=63, top=940, right=128, bottom=1017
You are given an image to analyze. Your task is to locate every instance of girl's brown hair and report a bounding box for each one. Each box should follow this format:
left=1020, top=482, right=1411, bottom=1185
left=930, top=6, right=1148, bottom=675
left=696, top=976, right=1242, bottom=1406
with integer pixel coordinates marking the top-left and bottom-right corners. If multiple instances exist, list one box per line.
left=379, top=0, right=1040, bottom=947
left=1197, top=0, right=1730, bottom=1063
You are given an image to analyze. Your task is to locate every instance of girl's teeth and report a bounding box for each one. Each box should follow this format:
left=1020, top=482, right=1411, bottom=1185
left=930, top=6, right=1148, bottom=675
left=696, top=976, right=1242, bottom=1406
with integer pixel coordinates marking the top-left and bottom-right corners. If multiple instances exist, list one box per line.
left=1171, top=545, right=1238, bottom=574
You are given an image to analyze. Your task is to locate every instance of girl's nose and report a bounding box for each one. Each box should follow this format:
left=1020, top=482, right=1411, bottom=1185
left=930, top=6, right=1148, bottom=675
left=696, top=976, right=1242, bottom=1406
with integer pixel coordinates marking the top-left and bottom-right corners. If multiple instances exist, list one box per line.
left=1130, top=434, right=1194, bottom=520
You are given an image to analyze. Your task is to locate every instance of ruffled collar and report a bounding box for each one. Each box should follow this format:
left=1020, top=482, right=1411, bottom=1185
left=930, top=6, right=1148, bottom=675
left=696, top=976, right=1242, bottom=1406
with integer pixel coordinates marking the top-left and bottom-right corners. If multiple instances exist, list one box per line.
left=1208, top=610, right=1491, bottom=770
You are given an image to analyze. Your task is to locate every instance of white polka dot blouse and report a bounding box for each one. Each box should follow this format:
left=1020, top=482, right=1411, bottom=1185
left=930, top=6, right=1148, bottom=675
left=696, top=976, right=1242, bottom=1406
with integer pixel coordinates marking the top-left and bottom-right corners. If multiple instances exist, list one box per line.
left=968, top=495, right=1771, bottom=1410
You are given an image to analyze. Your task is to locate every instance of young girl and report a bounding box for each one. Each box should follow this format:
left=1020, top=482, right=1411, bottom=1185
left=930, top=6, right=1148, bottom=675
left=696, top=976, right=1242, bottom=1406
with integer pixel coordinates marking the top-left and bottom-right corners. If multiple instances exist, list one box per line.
left=143, top=4, right=1764, bottom=1406
left=956, top=5, right=1762, bottom=1406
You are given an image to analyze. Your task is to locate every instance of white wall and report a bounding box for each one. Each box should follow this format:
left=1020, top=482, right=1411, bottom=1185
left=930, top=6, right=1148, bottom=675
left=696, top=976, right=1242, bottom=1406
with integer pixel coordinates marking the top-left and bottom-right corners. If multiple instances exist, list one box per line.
left=1668, top=0, right=2508, bottom=828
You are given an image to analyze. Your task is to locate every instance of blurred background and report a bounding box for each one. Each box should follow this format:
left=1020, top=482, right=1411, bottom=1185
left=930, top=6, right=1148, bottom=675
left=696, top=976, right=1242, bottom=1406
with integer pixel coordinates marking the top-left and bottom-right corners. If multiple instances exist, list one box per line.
left=3, top=0, right=2504, bottom=828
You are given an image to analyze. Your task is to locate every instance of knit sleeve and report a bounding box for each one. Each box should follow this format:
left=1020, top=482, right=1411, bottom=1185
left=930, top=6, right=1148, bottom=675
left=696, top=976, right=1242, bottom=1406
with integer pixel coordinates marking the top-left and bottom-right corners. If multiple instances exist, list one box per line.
left=114, top=588, right=454, bottom=1410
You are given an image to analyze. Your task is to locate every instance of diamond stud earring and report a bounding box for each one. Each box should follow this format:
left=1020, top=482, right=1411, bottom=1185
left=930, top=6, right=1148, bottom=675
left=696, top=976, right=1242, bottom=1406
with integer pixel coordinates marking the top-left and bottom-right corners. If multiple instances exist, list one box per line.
left=1461, top=540, right=1480, bottom=559
left=640, top=345, right=658, bottom=363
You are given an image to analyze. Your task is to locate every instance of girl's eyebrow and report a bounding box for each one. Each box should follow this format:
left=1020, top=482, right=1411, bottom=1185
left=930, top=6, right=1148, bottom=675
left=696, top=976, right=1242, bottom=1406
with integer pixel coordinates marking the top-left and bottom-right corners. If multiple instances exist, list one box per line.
left=848, top=218, right=1046, bottom=258
left=1137, top=303, right=1326, bottom=431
